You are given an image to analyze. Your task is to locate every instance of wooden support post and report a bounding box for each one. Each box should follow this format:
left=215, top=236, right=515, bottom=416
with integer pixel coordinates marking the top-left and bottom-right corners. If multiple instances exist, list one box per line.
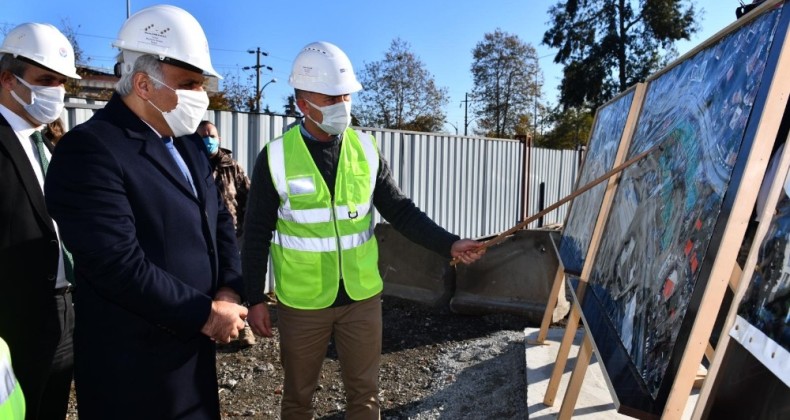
left=543, top=303, right=581, bottom=406
left=702, top=263, right=742, bottom=365
left=704, top=343, right=715, bottom=364
left=531, top=266, right=565, bottom=345
left=729, top=262, right=742, bottom=293
left=558, top=333, right=594, bottom=420
left=531, top=236, right=566, bottom=345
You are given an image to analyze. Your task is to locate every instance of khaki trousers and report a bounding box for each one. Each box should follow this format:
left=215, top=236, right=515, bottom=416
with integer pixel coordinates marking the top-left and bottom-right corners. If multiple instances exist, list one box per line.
left=278, top=294, right=382, bottom=420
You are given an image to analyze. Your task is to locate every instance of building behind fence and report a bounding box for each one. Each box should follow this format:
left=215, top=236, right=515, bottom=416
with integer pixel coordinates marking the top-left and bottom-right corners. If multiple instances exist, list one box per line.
left=63, top=98, right=583, bottom=239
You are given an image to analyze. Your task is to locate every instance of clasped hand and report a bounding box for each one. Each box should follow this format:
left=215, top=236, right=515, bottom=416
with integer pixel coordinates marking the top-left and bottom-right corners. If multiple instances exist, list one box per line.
left=201, top=287, right=247, bottom=343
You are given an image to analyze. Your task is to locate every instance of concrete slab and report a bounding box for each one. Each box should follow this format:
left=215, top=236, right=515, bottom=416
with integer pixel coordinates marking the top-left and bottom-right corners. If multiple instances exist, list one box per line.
left=452, top=230, right=570, bottom=323
left=376, top=223, right=455, bottom=308
left=524, top=327, right=700, bottom=419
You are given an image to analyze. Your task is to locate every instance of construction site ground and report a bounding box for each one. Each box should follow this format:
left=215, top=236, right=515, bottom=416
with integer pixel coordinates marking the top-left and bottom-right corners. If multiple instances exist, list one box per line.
left=67, top=296, right=534, bottom=419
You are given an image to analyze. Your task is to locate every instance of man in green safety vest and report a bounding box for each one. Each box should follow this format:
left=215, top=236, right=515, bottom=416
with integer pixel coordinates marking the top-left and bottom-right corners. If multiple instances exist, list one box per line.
left=0, top=337, right=25, bottom=420
left=242, top=41, right=484, bottom=419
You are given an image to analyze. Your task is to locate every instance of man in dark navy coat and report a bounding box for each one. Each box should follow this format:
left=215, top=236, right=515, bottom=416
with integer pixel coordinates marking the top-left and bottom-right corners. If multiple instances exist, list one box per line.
left=44, top=5, right=247, bottom=419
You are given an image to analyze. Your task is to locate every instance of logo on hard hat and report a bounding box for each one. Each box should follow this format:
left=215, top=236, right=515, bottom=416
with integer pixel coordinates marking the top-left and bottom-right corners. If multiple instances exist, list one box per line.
left=59, top=47, right=68, bottom=58
left=143, top=24, right=171, bottom=38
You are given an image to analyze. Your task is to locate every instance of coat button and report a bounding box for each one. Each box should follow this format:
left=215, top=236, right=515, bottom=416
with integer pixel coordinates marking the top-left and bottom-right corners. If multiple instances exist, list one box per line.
left=48, top=274, right=56, bottom=281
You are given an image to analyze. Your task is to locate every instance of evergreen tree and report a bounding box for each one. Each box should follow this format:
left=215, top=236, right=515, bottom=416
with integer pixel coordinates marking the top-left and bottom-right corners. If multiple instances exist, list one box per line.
left=543, top=0, right=698, bottom=110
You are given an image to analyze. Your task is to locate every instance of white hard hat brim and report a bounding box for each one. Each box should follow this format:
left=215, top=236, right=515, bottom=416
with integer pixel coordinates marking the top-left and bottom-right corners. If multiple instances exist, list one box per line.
left=0, top=51, right=84, bottom=79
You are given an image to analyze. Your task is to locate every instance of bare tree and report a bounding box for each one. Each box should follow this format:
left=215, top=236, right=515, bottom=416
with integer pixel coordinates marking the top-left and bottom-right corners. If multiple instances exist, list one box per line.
left=471, top=29, right=542, bottom=138
left=215, top=73, right=255, bottom=112
left=59, top=18, right=91, bottom=97
left=356, top=38, right=449, bottom=132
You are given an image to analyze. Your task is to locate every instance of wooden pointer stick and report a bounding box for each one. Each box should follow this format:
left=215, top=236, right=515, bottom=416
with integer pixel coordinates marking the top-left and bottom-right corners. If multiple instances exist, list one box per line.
left=450, top=143, right=663, bottom=266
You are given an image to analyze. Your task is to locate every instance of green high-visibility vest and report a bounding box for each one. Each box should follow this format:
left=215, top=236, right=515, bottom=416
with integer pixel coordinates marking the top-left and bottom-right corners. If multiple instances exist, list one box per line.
left=267, top=126, right=383, bottom=309
left=0, top=337, right=25, bottom=420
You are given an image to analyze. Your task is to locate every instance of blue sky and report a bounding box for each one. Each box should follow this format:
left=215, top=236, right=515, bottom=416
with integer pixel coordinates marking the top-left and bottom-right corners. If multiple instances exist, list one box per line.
left=3, top=0, right=739, bottom=133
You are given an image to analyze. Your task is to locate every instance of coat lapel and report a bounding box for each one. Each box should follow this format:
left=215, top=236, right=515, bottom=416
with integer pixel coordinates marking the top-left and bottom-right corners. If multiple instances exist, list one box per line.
left=175, top=135, right=208, bottom=202
left=100, top=95, right=200, bottom=202
left=0, top=115, right=56, bottom=233
left=138, top=132, right=200, bottom=202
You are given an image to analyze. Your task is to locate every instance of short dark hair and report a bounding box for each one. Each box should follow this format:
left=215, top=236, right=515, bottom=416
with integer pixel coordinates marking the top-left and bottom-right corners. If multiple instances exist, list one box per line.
left=294, top=89, right=307, bottom=99
left=0, top=54, right=29, bottom=77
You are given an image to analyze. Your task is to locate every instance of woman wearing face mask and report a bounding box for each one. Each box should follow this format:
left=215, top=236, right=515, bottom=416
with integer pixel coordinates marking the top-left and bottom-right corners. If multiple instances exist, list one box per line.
left=241, top=41, right=485, bottom=419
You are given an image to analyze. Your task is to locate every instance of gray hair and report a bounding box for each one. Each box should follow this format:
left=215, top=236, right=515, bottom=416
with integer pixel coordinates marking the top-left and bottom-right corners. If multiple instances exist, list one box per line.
left=0, top=54, right=29, bottom=92
left=115, top=54, right=166, bottom=96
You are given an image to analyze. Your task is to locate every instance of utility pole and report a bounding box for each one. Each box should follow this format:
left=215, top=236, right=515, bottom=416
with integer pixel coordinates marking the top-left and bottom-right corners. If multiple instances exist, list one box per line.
left=243, top=47, right=272, bottom=113
left=462, top=92, right=470, bottom=136
left=533, top=61, right=539, bottom=139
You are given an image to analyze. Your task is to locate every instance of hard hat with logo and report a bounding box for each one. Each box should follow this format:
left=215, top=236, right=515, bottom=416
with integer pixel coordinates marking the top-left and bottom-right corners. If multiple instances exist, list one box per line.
left=112, top=4, right=221, bottom=78
left=288, top=41, right=362, bottom=96
left=0, top=23, right=81, bottom=79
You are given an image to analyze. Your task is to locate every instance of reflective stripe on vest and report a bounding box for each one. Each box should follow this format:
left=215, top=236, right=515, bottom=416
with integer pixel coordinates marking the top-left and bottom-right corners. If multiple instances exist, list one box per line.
left=277, top=202, right=373, bottom=224
left=267, top=126, right=382, bottom=309
left=273, top=224, right=375, bottom=252
left=0, top=338, right=25, bottom=420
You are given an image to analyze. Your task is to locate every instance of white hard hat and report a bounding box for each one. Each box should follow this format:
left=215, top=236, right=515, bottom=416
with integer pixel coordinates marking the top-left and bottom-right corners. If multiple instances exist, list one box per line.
left=0, top=23, right=80, bottom=79
left=112, top=4, right=221, bottom=78
left=288, top=41, right=362, bottom=96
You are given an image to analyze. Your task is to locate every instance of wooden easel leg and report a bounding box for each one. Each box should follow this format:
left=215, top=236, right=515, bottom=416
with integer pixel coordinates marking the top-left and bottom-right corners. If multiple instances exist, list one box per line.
left=729, top=262, right=742, bottom=292
left=530, top=267, right=566, bottom=345
left=543, top=303, right=581, bottom=406
left=704, top=343, right=715, bottom=364
left=558, top=333, right=593, bottom=420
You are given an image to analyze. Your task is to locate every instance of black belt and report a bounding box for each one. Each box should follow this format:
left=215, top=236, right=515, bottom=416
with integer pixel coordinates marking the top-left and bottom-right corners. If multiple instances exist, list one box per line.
left=54, top=285, right=74, bottom=295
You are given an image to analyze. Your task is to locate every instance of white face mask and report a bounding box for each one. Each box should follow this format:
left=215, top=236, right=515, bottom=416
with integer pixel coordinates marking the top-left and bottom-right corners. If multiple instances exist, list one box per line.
left=146, top=76, right=209, bottom=137
left=305, top=99, right=352, bottom=136
left=11, top=76, right=66, bottom=124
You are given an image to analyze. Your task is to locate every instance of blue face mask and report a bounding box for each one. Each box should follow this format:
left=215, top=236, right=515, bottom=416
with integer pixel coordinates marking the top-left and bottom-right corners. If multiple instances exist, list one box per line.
left=203, top=136, right=219, bottom=155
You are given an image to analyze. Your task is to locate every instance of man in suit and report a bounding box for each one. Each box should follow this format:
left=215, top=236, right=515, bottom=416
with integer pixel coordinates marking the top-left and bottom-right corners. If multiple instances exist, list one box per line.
left=44, top=5, right=247, bottom=419
left=0, top=22, right=81, bottom=420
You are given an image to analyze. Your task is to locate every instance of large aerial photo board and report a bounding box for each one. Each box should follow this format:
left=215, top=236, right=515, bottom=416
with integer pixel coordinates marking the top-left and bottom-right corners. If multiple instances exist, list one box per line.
left=571, top=2, right=790, bottom=417
left=559, top=87, right=639, bottom=275
left=732, top=162, right=790, bottom=387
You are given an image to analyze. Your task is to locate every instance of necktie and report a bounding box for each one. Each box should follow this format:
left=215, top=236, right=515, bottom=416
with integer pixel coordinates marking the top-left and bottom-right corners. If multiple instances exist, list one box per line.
left=30, top=131, right=75, bottom=283
left=30, top=130, right=49, bottom=175
left=163, top=137, right=197, bottom=196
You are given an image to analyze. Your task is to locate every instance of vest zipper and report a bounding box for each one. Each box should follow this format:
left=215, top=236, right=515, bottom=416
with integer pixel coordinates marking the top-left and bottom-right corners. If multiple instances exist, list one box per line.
left=331, top=198, right=343, bottom=279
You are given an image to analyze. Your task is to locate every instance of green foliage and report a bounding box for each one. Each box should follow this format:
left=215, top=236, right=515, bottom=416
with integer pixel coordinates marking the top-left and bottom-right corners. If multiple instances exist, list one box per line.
left=543, top=0, right=698, bottom=110
left=208, top=91, right=231, bottom=111
left=538, top=106, right=593, bottom=150
left=356, top=38, right=449, bottom=132
left=470, top=29, right=542, bottom=138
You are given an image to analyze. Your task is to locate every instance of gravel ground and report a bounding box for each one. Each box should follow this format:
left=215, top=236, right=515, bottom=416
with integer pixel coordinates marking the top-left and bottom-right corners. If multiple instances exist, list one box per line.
left=68, top=296, right=533, bottom=419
